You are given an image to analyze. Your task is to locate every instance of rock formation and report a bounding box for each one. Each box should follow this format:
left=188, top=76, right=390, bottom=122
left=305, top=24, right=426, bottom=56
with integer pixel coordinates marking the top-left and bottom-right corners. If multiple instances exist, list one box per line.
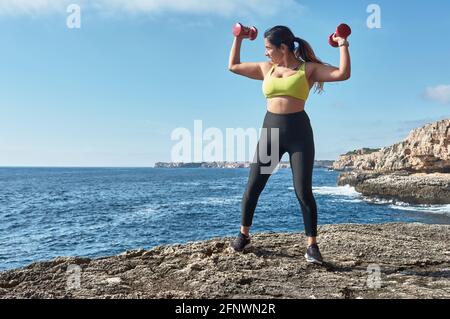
left=333, top=119, right=450, bottom=173
left=334, top=119, right=450, bottom=204
left=338, top=170, right=450, bottom=204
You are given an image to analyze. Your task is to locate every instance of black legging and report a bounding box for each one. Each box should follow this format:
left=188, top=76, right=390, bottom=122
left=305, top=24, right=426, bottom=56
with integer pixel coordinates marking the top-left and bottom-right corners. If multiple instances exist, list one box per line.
left=241, top=110, right=318, bottom=237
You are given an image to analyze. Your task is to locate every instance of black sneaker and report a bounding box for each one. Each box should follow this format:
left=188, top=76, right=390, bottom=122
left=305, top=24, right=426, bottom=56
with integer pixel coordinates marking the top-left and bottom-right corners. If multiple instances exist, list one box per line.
left=230, top=232, right=251, bottom=252
left=304, top=243, right=323, bottom=264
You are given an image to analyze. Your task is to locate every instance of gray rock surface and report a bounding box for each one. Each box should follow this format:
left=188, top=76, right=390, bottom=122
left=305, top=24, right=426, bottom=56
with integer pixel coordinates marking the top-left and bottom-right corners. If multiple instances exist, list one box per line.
left=1, top=223, right=449, bottom=299
left=338, top=171, right=450, bottom=204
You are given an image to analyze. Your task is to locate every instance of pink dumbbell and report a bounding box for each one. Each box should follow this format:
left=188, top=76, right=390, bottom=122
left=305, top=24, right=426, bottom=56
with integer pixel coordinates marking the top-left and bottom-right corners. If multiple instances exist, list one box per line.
left=329, top=23, right=352, bottom=47
left=232, top=23, right=258, bottom=40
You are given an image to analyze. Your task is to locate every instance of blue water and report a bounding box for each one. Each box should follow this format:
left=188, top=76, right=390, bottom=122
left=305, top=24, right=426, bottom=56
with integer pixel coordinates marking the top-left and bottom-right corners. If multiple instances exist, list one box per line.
left=0, top=167, right=449, bottom=271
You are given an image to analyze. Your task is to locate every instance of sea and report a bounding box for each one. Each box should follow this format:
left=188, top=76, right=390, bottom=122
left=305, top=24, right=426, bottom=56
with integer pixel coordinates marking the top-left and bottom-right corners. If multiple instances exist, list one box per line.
left=1, top=167, right=449, bottom=271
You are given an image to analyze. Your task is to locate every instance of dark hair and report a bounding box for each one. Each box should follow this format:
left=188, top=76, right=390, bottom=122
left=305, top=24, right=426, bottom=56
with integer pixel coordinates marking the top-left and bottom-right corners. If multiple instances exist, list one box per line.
left=264, top=25, right=327, bottom=94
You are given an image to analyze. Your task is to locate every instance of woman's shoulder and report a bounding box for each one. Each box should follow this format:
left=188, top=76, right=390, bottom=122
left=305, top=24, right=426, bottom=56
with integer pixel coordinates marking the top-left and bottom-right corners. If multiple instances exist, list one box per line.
left=304, top=61, right=318, bottom=77
left=260, top=61, right=275, bottom=74
left=259, top=61, right=274, bottom=67
left=305, top=61, right=326, bottom=70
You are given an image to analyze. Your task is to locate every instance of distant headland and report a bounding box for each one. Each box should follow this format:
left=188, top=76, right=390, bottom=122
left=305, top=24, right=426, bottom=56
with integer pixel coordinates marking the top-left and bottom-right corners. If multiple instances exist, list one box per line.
left=154, top=160, right=335, bottom=169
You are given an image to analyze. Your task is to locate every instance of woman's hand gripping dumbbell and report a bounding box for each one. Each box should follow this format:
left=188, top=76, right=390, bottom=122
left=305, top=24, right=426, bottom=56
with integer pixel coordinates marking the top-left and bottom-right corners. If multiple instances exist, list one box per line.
left=329, top=23, right=351, bottom=47
left=232, top=23, right=258, bottom=40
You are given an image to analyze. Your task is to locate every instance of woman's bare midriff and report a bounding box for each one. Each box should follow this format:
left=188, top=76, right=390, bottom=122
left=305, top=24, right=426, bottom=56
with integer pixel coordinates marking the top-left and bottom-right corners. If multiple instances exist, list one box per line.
left=267, top=96, right=306, bottom=114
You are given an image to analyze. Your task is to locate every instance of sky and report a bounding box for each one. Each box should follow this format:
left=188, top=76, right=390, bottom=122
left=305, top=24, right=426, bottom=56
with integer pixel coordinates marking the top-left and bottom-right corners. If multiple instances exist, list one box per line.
left=0, top=0, right=449, bottom=167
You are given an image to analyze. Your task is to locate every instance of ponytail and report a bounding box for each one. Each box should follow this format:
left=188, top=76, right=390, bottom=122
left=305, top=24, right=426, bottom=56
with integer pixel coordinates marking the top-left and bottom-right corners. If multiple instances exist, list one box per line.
left=293, top=37, right=327, bottom=94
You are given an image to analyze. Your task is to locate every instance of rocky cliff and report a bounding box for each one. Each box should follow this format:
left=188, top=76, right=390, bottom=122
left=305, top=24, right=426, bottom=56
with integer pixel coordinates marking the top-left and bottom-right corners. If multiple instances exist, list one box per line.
left=1, top=223, right=449, bottom=299
left=333, top=119, right=450, bottom=173
left=334, top=119, right=450, bottom=204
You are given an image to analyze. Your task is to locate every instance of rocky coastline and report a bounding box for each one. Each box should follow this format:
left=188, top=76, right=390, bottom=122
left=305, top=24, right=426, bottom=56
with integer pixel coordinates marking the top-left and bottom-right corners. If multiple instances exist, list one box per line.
left=337, top=170, right=450, bottom=205
left=1, top=223, right=449, bottom=299
left=334, top=119, right=450, bottom=204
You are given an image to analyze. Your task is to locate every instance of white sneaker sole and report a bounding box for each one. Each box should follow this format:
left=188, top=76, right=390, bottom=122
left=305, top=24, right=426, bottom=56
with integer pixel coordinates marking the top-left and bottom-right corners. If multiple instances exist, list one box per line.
left=304, top=253, right=323, bottom=265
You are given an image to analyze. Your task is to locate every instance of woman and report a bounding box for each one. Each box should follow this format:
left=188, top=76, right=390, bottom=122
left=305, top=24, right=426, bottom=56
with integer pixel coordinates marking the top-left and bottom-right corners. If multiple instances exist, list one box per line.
left=228, top=25, right=351, bottom=264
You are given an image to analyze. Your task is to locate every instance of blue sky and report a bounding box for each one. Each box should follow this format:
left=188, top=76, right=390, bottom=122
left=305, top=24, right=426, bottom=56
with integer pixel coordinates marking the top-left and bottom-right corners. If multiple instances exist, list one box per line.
left=1, top=0, right=449, bottom=167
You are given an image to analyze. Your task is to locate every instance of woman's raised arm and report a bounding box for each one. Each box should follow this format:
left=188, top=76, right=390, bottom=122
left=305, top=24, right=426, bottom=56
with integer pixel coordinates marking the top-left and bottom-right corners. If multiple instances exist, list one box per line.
left=311, top=37, right=351, bottom=83
left=228, top=37, right=266, bottom=80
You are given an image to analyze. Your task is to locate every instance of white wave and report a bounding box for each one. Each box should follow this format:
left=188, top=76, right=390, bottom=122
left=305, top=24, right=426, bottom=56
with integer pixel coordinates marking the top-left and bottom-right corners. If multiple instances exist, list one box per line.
left=178, top=196, right=241, bottom=206
left=362, top=197, right=396, bottom=205
left=285, top=184, right=449, bottom=215
left=208, top=185, right=226, bottom=190
left=337, top=198, right=364, bottom=203
left=389, top=203, right=450, bottom=215
left=109, top=204, right=163, bottom=227
left=128, top=205, right=164, bottom=220
left=174, top=182, right=202, bottom=186
left=363, top=197, right=450, bottom=215
left=311, top=185, right=361, bottom=197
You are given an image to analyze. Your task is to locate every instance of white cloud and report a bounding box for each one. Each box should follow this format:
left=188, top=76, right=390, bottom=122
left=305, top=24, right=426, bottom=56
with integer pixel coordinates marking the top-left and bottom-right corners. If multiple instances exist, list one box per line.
left=424, top=84, right=450, bottom=105
left=0, top=0, right=68, bottom=15
left=0, top=0, right=304, bottom=17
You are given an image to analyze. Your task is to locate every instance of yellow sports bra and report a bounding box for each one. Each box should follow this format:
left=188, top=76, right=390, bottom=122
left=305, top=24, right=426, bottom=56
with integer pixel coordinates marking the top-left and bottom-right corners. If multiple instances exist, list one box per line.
left=262, top=62, right=310, bottom=101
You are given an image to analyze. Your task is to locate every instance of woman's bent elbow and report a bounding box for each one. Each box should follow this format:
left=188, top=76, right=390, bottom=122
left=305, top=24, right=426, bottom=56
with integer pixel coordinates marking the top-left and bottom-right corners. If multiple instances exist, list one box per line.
left=228, top=64, right=238, bottom=72
left=341, top=72, right=351, bottom=81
